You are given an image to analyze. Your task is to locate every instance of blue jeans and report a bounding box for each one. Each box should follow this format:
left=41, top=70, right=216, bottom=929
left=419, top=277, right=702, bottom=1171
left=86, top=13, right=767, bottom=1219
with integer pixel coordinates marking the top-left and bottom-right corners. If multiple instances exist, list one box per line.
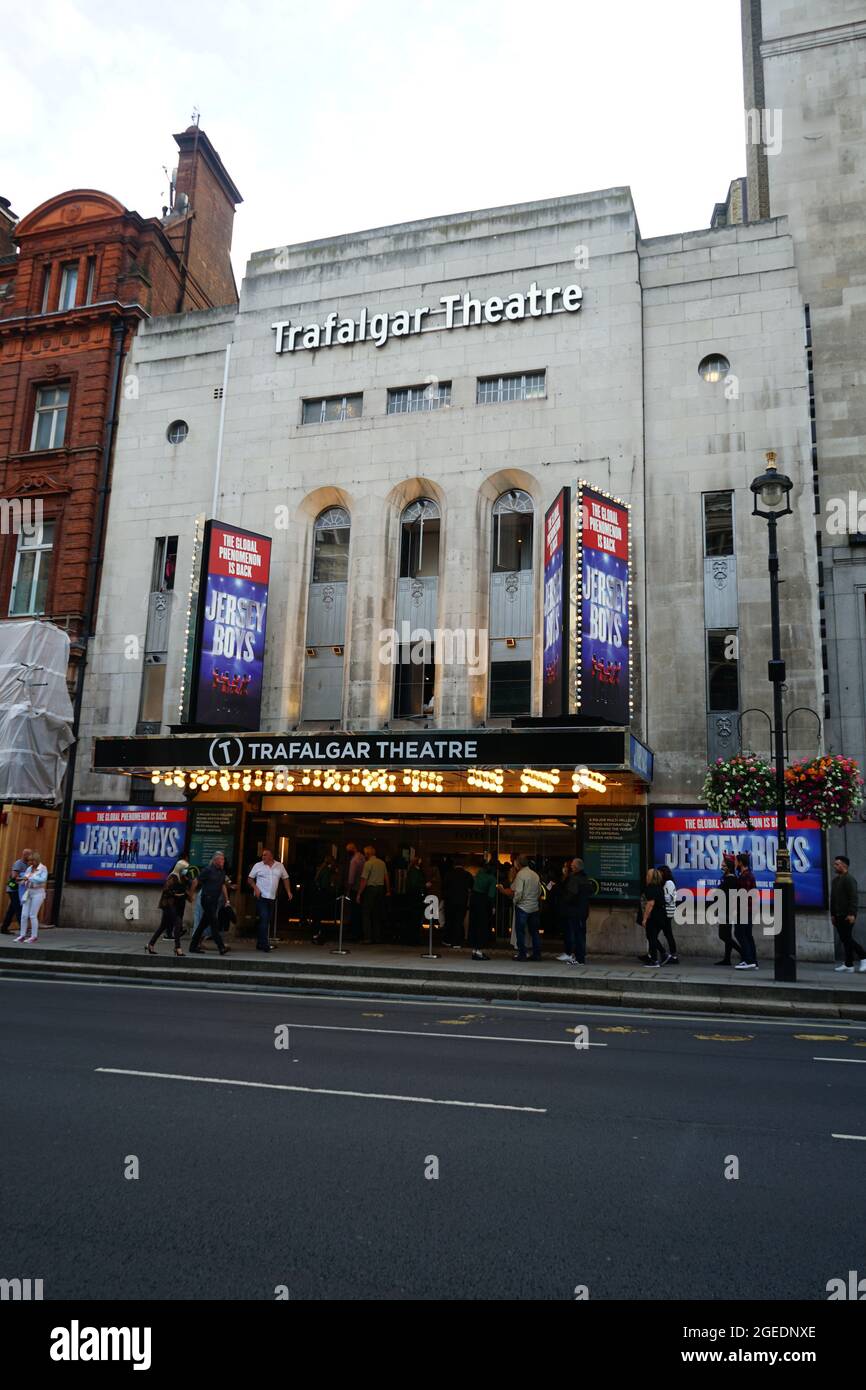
left=514, top=907, right=541, bottom=959
left=256, top=896, right=275, bottom=949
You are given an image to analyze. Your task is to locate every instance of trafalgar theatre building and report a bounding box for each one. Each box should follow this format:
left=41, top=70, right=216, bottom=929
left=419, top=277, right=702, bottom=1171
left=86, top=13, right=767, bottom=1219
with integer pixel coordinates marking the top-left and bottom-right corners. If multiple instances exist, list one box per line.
left=64, top=185, right=830, bottom=954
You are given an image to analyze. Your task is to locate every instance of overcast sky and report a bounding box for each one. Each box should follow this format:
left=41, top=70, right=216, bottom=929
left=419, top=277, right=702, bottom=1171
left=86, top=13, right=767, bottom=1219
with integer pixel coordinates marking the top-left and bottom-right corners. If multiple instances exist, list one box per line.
left=4, top=0, right=747, bottom=279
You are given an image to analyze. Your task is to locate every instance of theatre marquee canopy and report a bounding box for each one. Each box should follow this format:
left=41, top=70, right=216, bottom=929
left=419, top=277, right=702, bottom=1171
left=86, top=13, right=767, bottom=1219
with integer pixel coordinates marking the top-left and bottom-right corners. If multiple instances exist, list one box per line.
left=93, top=727, right=653, bottom=778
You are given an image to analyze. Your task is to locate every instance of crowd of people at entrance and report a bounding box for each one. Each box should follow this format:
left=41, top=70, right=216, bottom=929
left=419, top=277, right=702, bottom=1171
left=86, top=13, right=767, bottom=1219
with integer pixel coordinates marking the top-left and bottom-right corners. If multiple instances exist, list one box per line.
left=2, top=839, right=863, bottom=974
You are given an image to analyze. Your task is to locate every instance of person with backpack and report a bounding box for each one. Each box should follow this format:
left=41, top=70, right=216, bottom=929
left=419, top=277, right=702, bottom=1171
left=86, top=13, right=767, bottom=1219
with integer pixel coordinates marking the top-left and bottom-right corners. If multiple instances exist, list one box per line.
left=658, top=864, right=680, bottom=964
left=2, top=847, right=32, bottom=935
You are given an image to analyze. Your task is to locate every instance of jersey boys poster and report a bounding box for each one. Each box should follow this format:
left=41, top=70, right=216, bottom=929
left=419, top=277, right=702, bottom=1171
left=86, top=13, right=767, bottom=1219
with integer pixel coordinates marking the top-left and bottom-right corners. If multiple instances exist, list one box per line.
left=574, top=485, right=630, bottom=724
left=68, top=804, right=189, bottom=884
left=651, top=807, right=826, bottom=909
left=191, top=521, right=272, bottom=730
left=542, top=490, right=568, bottom=717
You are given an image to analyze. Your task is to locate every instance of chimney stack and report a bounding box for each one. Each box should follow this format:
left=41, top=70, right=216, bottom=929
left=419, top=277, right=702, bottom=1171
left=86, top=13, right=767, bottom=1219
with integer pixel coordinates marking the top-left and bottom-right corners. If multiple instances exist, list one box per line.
left=165, top=126, right=242, bottom=310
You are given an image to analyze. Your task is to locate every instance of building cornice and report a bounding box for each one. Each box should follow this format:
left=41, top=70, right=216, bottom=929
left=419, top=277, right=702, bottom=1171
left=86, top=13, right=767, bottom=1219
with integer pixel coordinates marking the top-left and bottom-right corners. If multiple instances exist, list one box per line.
left=761, top=20, right=866, bottom=58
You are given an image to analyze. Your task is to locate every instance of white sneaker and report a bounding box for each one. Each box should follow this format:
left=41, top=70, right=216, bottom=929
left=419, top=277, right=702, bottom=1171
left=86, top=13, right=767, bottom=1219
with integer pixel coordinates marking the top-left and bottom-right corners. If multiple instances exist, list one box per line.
left=735, top=961, right=751, bottom=969
left=14, top=934, right=26, bottom=942
left=556, top=953, right=571, bottom=962
left=835, top=964, right=854, bottom=973
left=859, top=961, right=866, bottom=973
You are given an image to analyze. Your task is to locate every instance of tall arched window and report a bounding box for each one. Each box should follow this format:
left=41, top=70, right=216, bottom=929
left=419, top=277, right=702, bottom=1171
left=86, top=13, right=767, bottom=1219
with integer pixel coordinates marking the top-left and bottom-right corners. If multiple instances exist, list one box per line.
left=301, top=506, right=351, bottom=721
left=393, top=498, right=440, bottom=718
left=489, top=489, right=534, bottom=716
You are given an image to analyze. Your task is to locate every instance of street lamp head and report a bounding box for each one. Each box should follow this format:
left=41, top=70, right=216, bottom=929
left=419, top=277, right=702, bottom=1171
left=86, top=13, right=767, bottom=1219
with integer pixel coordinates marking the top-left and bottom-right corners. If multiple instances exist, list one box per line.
left=751, top=451, right=793, bottom=519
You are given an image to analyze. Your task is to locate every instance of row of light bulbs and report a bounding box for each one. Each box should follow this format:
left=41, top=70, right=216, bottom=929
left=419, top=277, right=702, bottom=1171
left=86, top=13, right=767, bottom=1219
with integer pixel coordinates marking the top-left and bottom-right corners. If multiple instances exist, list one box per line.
left=467, top=767, right=506, bottom=794
left=520, top=767, right=561, bottom=794
left=150, top=766, right=606, bottom=796
left=573, top=765, right=608, bottom=794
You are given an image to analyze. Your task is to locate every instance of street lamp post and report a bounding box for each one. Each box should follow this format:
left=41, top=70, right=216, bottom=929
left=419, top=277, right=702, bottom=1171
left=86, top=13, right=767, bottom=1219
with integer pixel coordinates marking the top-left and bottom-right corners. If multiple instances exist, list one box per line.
left=750, top=452, right=797, bottom=982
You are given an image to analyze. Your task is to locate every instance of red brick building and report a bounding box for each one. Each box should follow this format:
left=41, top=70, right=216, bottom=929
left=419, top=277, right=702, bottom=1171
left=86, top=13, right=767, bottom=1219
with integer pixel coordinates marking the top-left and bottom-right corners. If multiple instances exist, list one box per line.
left=0, top=126, right=241, bottom=682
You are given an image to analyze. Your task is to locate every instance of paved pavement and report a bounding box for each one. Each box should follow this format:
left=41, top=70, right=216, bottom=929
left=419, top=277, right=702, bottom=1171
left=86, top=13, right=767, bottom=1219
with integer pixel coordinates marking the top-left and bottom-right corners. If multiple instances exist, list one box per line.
left=2, top=976, right=864, bottom=1300
left=1, top=927, right=863, bottom=1023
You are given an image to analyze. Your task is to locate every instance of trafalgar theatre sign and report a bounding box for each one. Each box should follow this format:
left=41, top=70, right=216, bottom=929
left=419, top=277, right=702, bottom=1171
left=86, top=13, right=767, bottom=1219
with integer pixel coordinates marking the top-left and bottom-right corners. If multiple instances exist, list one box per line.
left=271, top=282, right=583, bottom=354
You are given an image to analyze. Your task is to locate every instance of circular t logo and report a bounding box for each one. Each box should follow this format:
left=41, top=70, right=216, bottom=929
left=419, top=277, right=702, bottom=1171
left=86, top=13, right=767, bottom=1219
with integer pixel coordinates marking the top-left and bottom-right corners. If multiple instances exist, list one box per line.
left=208, top=736, right=244, bottom=768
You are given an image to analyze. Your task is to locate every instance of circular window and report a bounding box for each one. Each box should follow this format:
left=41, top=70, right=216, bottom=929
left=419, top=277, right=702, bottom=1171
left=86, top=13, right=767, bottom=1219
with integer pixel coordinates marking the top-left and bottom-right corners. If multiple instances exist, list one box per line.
left=698, top=354, right=730, bottom=384
left=166, top=419, right=189, bottom=444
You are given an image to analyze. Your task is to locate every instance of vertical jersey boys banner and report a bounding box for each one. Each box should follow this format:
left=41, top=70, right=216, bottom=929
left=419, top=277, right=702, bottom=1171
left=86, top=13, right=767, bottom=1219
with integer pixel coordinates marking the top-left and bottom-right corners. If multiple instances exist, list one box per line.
left=192, top=521, right=272, bottom=730
left=542, top=489, right=569, bottom=717
left=574, top=484, right=630, bottom=723
left=651, top=807, right=827, bottom=909
left=68, top=803, right=189, bottom=884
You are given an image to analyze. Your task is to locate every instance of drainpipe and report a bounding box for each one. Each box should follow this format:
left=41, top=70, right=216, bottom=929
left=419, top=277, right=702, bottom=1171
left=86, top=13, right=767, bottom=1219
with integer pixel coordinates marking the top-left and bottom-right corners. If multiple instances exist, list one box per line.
left=52, top=315, right=130, bottom=926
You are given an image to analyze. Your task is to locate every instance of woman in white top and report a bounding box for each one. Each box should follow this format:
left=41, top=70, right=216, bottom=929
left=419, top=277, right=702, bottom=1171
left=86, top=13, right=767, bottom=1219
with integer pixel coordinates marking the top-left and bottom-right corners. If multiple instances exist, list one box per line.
left=16, top=853, right=48, bottom=942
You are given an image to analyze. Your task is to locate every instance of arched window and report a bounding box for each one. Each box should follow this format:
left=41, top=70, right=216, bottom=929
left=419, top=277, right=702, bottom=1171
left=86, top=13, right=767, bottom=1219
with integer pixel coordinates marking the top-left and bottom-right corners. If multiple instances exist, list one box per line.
left=399, top=497, right=440, bottom=579
left=312, top=506, right=351, bottom=583
left=492, top=488, right=533, bottom=572
left=393, top=498, right=441, bottom=719
left=489, top=489, right=534, bottom=716
left=302, top=506, right=351, bottom=721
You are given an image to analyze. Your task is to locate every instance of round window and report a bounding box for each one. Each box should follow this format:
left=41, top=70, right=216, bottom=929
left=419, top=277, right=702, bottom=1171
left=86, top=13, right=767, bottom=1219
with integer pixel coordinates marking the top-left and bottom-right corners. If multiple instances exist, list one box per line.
left=698, top=354, right=730, bottom=384
left=166, top=420, right=189, bottom=444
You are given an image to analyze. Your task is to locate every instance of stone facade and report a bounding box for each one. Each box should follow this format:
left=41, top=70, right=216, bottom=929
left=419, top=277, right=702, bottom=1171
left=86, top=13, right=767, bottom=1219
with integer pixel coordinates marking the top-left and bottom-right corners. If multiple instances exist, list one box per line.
left=66, top=188, right=826, bottom=952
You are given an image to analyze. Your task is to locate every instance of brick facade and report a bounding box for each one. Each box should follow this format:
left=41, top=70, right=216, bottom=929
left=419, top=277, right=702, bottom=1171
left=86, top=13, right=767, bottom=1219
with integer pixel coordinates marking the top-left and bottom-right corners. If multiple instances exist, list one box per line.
left=0, top=128, right=241, bottom=684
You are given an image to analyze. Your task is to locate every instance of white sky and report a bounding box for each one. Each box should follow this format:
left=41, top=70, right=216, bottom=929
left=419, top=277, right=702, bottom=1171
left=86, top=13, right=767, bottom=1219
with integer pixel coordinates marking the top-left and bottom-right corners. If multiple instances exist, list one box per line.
left=4, top=0, right=747, bottom=279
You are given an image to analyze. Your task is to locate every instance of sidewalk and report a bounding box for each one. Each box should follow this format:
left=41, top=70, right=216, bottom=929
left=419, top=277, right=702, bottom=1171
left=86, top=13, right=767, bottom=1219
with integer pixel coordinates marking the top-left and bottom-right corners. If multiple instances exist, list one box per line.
left=1, top=926, right=864, bottom=1019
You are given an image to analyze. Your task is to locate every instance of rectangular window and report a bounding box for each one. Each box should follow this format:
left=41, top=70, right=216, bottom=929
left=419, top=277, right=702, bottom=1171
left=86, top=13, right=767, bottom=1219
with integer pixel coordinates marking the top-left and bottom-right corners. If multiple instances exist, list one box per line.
left=31, top=385, right=69, bottom=451
left=138, top=658, right=167, bottom=727
left=477, top=371, right=546, bottom=405
left=40, top=266, right=52, bottom=314
left=489, top=660, right=532, bottom=716
left=302, top=394, right=363, bottom=425
left=58, top=263, right=79, bottom=311
left=707, top=630, right=739, bottom=711
left=387, top=383, right=451, bottom=414
left=150, top=536, right=178, bottom=592
left=84, top=257, right=96, bottom=305
left=393, top=644, right=436, bottom=719
left=9, top=518, right=55, bottom=616
left=703, top=492, right=734, bottom=557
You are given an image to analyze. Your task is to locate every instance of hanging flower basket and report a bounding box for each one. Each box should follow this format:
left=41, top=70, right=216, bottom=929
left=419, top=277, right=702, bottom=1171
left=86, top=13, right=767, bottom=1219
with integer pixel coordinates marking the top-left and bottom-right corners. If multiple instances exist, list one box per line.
left=785, top=754, right=864, bottom=829
left=701, top=754, right=776, bottom=828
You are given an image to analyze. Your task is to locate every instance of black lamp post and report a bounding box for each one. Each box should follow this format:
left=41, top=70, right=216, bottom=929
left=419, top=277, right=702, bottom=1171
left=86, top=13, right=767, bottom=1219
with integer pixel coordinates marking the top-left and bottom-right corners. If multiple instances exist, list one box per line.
left=750, top=451, right=796, bottom=982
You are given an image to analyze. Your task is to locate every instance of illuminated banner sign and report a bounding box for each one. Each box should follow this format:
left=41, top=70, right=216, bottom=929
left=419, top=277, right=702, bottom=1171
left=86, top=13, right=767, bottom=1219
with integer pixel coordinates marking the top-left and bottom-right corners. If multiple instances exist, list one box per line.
left=272, top=282, right=582, bottom=354
left=651, top=807, right=827, bottom=910
left=542, top=489, right=569, bottom=718
left=571, top=483, right=631, bottom=725
left=191, top=520, right=272, bottom=731
left=68, top=803, right=189, bottom=884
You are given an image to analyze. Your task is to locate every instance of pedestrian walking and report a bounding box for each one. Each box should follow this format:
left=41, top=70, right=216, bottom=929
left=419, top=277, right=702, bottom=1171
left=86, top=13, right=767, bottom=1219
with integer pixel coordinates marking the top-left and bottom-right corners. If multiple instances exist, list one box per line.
left=441, top=857, right=473, bottom=949
left=146, top=862, right=192, bottom=956
left=640, top=867, right=668, bottom=966
left=357, top=844, right=390, bottom=945
left=15, top=853, right=48, bottom=942
left=511, top=854, right=542, bottom=961
left=189, top=852, right=231, bottom=955
left=733, top=852, right=758, bottom=969
left=557, top=857, right=593, bottom=965
left=468, top=860, right=497, bottom=960
left=830, top=854, right=865, bottom=973
left=161, top=858, right=193, bottom=941
left=248, top=848, right=292, bottom=952
left=2, top=847, right=33, bottom=934
left=715, top=853, right=743, bottom=966
left=658, top=864, right=680, bottom=963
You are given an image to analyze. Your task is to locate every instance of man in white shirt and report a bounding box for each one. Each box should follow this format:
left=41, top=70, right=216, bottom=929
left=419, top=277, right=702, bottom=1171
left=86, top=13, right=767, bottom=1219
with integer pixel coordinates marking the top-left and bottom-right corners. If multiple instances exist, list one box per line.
left=248, top=848, right=292, bottom=952
left=511, top=854, right=543, bottom=962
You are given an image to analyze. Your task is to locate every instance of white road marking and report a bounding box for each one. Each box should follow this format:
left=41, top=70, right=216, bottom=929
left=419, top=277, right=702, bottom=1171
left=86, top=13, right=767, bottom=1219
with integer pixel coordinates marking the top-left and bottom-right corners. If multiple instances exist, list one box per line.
left=832, top=1133, right=866, bottom=1141
left=813, top=1056, right=866, bottom=1064
left=95, top=1067, right=546, bottom=1113
left=265, top=1021, right=606, bottom=1047
left=3, top=975, right=866, bottom=1032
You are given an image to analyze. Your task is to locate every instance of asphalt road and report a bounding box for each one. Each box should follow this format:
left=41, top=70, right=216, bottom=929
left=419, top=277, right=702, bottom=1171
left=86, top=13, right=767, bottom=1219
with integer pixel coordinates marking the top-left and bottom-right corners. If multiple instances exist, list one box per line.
left=1, top=977, right=864, bottom=1301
